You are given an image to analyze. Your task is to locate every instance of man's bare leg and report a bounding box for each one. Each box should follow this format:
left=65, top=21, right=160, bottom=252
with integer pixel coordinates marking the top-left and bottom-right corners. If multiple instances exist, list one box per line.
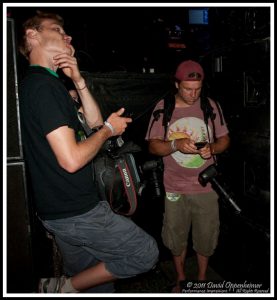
left=172, top=249, right=186, bottom=292
left=70, top=262, right=116, bottom=291
left=196, top=253, right=209, bottom=281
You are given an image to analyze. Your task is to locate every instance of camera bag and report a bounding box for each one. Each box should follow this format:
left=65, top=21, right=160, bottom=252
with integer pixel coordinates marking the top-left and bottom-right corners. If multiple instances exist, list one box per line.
left=93, top=141, right=142, bottom=216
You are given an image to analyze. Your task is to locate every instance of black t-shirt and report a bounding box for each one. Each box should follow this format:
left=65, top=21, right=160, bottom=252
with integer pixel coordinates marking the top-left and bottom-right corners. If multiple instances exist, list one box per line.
left=19, top=66, right=99, bottom=220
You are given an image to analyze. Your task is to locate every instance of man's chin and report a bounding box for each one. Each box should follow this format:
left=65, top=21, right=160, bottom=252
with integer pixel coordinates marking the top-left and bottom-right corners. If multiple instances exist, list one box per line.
left=66, top=45, right=74, bottom=56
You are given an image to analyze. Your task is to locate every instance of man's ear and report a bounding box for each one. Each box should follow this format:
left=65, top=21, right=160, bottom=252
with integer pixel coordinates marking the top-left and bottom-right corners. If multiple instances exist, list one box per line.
left=26, top=28, right=38, bottom=40
left=175, top=81, right=179, bottom=89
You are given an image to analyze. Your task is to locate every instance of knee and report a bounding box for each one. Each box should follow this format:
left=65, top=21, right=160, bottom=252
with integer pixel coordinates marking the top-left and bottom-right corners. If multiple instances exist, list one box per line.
left=146, top=237, right=159, bottom=268
left=137, top=236, right=159, bottom=273
left=149, top=238, right=159, bottom=264
left=106, top=235, right=159, bottom=278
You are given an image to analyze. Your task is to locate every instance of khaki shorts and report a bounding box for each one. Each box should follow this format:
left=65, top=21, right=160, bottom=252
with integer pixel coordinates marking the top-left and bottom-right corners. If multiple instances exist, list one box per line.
left=162, top=191, right=219, bottom=257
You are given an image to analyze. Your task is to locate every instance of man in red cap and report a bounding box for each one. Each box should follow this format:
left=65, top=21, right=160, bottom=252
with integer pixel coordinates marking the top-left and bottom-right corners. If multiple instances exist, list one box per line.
left=146, top=60, right=230, bottom=292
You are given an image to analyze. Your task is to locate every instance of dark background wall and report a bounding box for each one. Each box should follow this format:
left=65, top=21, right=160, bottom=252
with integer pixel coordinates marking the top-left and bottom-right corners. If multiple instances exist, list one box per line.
left=5, top=4, right=272, bottom=293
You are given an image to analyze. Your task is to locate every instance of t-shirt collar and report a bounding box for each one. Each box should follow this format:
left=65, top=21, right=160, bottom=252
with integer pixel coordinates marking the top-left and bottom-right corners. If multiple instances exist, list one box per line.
left=30, top=64, right=59, bottom=78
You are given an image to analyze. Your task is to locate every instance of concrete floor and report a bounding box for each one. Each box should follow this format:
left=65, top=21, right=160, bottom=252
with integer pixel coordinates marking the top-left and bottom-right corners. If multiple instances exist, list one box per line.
left=115, top=255, right=223, bottom=293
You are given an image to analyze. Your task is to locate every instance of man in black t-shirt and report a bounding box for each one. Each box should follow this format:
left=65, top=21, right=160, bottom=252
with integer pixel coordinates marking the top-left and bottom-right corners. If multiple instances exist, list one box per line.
left=18, top=11, right=158, bottom=293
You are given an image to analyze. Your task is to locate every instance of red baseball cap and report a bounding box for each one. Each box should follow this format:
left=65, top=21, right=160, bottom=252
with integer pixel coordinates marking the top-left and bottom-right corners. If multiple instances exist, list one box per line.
left=175, top=60, right=204, bottom=81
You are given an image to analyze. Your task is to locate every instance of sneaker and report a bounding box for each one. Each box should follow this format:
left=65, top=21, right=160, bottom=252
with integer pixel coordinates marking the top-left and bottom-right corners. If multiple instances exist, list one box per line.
left=38, top=276, right=66, bottom=293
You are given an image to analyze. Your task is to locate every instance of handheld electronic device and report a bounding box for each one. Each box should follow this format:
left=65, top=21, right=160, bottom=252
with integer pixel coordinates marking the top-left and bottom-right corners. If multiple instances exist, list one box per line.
left=195, top=142, right=207, bottom=149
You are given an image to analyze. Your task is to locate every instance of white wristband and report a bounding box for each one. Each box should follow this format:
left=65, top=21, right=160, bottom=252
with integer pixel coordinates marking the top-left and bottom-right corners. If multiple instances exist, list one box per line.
left=170, top=139, right=177, bottom=152
left=104, top=121, right=115, bottom=135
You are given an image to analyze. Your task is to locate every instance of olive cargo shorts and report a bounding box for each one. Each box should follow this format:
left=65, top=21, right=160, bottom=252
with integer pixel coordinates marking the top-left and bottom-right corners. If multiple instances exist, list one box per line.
left=162, top=191, right=219, bottom=257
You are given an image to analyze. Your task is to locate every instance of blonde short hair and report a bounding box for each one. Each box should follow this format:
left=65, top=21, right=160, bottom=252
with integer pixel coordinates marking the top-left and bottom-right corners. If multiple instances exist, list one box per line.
left=19, top=10, right=64, bottom=59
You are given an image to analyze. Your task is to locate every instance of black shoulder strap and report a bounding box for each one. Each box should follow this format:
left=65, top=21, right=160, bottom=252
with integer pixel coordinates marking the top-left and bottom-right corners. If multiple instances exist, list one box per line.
left=162, top=93, right=176, bottom=140
left=147, top=108, right=162, bottom=140
left=148, top=92, right=175, bottom=141
left=200, top=97, right=215, bottom=124
left=214, top=100, right=224, bottom=126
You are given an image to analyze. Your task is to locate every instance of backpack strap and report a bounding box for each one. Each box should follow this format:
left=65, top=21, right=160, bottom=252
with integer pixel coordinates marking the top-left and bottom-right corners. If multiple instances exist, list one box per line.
left=214, top=99, right=224, bottom=126
left=147, top=108, right=164, bottom=140
left=148, top=92, right=175, bottom=141
left=162, top=93, right=176, bottom=140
